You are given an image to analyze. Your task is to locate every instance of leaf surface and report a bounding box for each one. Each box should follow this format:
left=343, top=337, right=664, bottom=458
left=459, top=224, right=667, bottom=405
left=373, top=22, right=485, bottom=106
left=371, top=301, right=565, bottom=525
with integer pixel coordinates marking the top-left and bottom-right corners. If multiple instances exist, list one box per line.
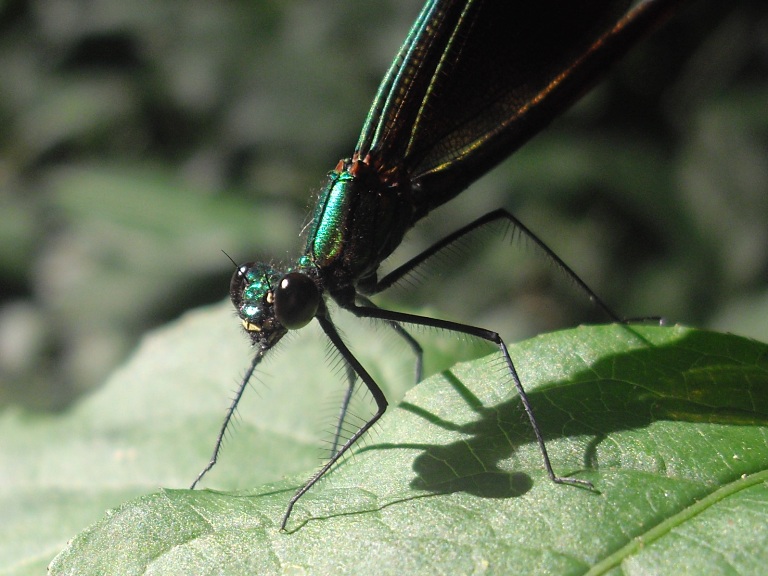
left=37, top=310, right=768, bottom=575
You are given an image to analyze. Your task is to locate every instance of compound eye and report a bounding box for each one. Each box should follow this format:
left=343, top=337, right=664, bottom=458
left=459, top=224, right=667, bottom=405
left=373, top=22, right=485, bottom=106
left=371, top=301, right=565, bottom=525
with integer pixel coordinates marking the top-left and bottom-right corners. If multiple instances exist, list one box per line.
left=273, top=272, right=319, bottom=330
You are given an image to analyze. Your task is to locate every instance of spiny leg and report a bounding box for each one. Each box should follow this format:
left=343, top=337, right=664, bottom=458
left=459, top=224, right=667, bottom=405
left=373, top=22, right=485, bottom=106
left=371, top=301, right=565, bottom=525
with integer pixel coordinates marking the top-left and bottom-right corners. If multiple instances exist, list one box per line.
left=347, top=303, right=594, bottom=490
left=328, top=363, right=356, bottom=458
left=328, top=297, right=422, bottom=458
left=329, top=208, right=642, bottom=495
left=281, top=314, right=389, bottom=531
left=357, top=294, right=423, bottom=383
left=190, top=347, right=265, bottom=489
left=374, top=208, right=626, bottom=323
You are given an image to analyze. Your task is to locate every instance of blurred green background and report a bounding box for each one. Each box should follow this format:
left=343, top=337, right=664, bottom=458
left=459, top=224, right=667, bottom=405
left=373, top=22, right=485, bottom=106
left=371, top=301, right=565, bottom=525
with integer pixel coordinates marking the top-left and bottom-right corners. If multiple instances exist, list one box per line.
left=1, top=0, right=766, bottom=411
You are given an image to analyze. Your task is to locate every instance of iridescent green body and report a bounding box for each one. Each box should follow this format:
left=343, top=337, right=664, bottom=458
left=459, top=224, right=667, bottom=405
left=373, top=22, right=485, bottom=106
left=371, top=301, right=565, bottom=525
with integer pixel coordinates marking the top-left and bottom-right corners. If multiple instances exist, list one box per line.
left=304, top=159, right=413, bottom=289
left=200, top=0, right=686, bottom=530
left=232, top=157, right=414, bottom=346
left=232, top=0, right=663, bottom=341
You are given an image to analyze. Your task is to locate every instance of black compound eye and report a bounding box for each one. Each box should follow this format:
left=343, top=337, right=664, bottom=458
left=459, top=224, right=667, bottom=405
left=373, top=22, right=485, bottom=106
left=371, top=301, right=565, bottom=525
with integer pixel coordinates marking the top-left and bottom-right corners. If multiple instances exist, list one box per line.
left=273, top=272, right=319, bottom=330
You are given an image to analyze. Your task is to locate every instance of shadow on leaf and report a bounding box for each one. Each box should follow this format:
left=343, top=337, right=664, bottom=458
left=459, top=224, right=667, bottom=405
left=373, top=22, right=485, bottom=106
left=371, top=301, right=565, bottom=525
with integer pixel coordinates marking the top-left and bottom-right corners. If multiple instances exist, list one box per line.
left=364, top=327, right=768, bottom=498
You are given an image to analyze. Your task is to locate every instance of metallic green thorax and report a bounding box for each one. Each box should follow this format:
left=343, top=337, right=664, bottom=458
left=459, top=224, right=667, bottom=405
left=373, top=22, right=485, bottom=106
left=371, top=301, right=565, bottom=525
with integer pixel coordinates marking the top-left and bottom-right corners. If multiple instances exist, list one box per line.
left=234, top=157, right=413, bottom=343
left=303, top=158, right=413, bottom=290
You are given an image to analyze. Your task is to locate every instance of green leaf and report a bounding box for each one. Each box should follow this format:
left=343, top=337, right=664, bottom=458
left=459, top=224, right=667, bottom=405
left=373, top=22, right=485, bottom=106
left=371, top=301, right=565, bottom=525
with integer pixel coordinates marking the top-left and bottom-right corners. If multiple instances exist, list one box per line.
left=36, top=307, right=768, bottom=575
left=2, top=301, right=417, bottom=575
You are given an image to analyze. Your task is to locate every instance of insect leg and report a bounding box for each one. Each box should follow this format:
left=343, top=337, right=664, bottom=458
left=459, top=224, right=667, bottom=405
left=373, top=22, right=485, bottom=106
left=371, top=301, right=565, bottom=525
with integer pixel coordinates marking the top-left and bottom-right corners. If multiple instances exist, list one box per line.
left=190, top=347, right=265, bottom=489
left=348, top=303, right=594, bottom=490
left=281, top=314, right=388, bottom=530
left=375, top=208, right=626, bottom=322
left=328, top=295, right=423, bottom=458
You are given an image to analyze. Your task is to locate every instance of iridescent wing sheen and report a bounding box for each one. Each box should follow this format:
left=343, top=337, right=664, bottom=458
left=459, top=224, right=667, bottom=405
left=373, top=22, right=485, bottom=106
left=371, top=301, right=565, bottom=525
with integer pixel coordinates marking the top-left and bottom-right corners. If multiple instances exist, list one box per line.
left=354, top=0, right=683, bottom=219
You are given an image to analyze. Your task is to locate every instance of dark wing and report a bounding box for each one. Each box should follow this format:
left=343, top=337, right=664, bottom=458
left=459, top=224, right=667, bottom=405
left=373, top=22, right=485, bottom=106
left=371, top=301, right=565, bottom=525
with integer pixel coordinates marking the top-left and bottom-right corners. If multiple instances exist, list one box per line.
left=354, top=0, right=684, bottom=219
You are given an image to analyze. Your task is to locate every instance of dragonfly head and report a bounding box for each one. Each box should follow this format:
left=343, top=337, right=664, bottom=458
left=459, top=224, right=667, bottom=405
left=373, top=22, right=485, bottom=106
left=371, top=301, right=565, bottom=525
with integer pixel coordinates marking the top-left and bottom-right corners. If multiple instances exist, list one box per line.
left=230, top=262, right=320, bottom=348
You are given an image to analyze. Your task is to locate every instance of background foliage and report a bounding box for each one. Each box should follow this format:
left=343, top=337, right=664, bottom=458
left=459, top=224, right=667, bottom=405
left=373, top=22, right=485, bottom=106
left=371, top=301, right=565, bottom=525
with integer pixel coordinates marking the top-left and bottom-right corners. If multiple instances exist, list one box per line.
left=1, top=0, right=767, bottom=573
left=1, top=0, right=767, bottom=409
